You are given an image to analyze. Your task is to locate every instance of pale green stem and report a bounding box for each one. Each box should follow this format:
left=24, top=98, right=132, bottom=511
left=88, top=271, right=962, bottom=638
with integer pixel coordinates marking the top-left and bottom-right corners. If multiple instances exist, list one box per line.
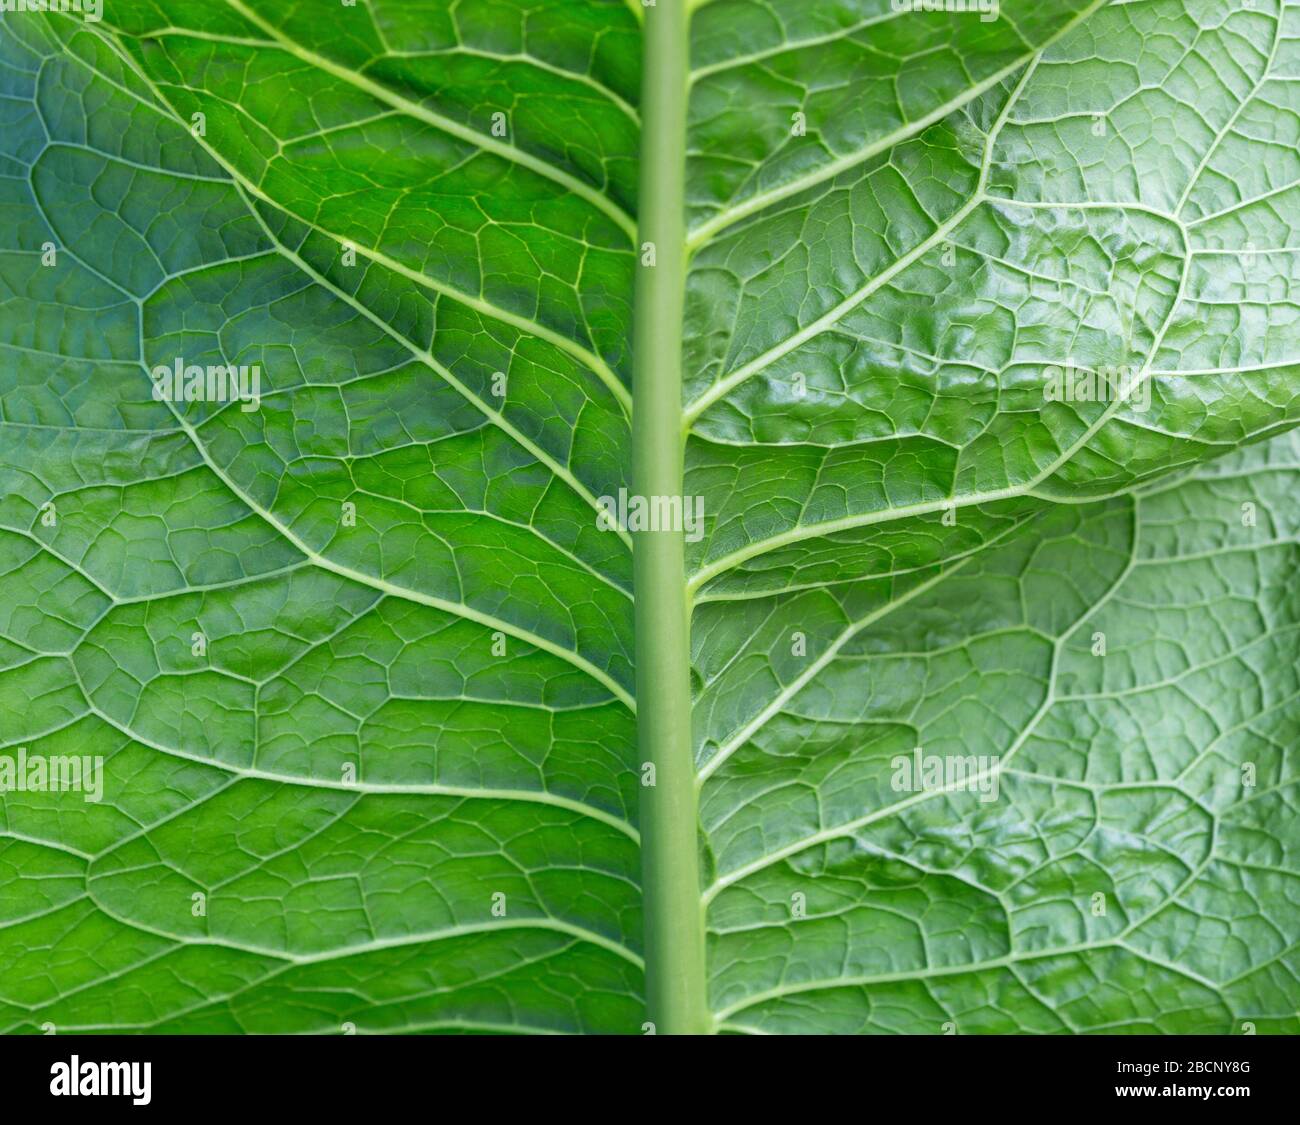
left=632, top=0, right=711, bottom=1035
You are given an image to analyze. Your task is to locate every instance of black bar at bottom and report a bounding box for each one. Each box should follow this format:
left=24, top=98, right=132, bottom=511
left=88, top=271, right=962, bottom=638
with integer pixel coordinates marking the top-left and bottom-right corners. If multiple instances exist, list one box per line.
left=1, top=1032, right=1289, bottom=1111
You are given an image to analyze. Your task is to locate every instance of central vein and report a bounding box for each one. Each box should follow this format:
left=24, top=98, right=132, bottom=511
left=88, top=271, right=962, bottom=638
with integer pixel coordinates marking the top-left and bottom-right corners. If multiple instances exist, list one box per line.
left=632, top=0, right=711, bottom=1035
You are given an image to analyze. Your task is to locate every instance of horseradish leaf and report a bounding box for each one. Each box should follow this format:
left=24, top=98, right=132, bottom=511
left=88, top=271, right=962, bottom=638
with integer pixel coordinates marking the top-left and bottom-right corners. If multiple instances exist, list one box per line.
left=0, top=0, right=1296, bottom=1035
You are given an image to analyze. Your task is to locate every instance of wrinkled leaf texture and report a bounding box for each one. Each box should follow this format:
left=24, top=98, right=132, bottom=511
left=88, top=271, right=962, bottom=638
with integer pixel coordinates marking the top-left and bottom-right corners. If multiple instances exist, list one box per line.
left=0, top=0, right=1298, bottom=1034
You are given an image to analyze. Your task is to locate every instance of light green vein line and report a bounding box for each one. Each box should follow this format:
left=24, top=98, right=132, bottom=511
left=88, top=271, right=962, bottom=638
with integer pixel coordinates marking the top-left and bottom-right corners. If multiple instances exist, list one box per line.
left=684, top=47, right=1117, bottom=424
left=690, top=504, right=1037, bottom=602
left=688, top=187, right=1190, bottom=589
left=69, top=685, right=639, bottom=841
left=696, top=556, right=973, bottom=782
left=146, top=27, right=642, bottom=126
left=217, top=0, right=638, bottom=242
left=195, top=485, right=634, bottom=705
left=79, top=21, right=635, bottom=417
left=350, top=1022, right=564, bottom=1036
left=684, top=187, right=985, bottom=425
left=684, top=0, right=1109, bottom=250
left=85, top=888, right=646, bottom=969
left=384, top=44, right=642, bottom=126
left=711, top=940, right=1222, bottom=1022
left=235, top=189, right=635, bottom=551
left=701, top=572, right=1105, bottom=900
left=688, top=9, right=900, bottom=83
left=1176, top=8, right=1283, bottom=219
left=142, top=370, right=637, bottom=712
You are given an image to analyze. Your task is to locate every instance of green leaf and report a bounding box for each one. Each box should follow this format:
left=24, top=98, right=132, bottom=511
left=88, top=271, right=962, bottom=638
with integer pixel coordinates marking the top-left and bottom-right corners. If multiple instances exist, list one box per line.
left=0, top=0, right=1297, bottom=1035
left=700, top=431, right=1300, bottom=1033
